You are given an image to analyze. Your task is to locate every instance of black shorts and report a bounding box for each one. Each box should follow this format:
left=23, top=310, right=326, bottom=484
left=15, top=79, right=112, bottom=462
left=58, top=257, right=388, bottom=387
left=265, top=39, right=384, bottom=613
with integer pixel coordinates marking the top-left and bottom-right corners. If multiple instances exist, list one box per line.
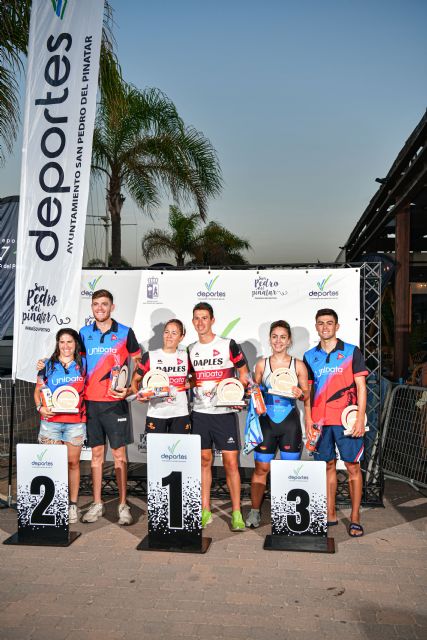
left=145, top=415, right=191, bottom=434
left=86, top=400, right=132, bottom=449
left=254, top=409, right=302, bottom=456
left=191, top=411, right=239, bottom=451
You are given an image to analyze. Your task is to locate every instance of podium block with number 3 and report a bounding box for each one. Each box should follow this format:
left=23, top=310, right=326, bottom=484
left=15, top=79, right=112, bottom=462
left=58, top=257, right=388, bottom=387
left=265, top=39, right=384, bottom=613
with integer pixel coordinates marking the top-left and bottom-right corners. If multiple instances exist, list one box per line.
left=264, top=460, right=335, bottom=553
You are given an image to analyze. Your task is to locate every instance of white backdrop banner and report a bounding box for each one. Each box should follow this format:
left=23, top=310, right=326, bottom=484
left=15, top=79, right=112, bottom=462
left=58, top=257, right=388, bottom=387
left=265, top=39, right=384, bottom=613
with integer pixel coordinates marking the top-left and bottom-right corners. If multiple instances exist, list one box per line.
left=77, top=267, right=361, bottom=464
left=13, top=0, right=104, bottom=382
left=78, top=268, right=361, bottom=356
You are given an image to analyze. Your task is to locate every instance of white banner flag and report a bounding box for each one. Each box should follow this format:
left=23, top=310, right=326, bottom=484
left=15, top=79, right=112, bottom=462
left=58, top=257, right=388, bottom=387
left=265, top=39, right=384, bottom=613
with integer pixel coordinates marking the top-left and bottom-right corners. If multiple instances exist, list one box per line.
left=13, top=0, right=104, bottom=382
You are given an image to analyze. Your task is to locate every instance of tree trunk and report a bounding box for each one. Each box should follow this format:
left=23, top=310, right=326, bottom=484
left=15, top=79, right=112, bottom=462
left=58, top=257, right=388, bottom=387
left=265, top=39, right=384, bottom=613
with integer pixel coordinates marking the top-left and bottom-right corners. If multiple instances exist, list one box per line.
left=107, top=175, right=123, bottom=269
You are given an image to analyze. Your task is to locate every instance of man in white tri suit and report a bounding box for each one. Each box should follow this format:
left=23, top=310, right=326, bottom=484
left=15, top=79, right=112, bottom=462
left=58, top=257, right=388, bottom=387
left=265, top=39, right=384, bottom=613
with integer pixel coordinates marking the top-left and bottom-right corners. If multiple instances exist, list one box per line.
left=188, top=302, right=249, bottom=531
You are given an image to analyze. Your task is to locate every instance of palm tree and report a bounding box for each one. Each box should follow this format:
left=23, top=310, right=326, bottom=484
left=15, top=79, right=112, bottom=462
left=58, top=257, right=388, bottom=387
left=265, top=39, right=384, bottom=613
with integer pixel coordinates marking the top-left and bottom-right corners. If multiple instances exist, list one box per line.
left=192, top=221, right=251, bottom=266
left=141, top=205, right=202, bottom=266
left=0, top=0, right=116, bottom=165
left=92, top=68, right=222, bottom=268
left=0, top=1, right=30, bottom=164
left=142, top=207, right=252, bottom=266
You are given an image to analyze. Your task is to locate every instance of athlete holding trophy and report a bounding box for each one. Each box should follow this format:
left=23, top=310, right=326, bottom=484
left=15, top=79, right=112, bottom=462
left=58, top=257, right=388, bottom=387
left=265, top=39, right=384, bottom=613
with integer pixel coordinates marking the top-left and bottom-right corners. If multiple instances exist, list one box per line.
left=130, top=319, right=191, bottom=434
left=34, top=329, right=87, bottom=523
left=246, top=320, right=310, bottom=528
left=189, top=303, right=249, bottom=531
left=303, top=309, right=368, bottom=537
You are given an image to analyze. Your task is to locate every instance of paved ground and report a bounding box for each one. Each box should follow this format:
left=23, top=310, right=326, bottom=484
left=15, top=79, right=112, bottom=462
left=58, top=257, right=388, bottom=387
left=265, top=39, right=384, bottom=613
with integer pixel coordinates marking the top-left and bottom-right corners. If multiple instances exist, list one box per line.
left=0, top=478, right=426, bottom=640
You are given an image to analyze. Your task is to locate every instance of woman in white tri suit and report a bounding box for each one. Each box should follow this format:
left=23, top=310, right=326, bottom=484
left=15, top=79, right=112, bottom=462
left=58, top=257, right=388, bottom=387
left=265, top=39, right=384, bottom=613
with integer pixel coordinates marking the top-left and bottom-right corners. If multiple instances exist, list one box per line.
left=246, top=320, right=310, bottom=528
left=131, top=319, right=191, bottom=434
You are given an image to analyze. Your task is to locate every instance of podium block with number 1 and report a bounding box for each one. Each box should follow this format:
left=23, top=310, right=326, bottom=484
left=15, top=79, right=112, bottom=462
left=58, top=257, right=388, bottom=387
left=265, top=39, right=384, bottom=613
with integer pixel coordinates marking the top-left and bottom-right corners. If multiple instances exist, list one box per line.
left=137, top=433, right=211, bottom=553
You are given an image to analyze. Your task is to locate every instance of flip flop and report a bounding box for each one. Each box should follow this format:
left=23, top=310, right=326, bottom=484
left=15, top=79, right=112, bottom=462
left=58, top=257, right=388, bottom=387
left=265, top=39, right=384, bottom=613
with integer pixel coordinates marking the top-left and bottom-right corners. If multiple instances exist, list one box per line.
left=348, top=522, right=364, bottom=537
left=327, top=520, right=338, bottom=526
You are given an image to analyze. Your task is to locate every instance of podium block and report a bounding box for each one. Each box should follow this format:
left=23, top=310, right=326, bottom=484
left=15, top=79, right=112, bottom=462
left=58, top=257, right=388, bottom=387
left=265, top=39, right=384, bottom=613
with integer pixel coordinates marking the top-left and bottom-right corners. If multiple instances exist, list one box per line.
left=4, top=444, right=80, bottom=547
left=137, top=434, right=211, bottom=553
left=264, top=460, right=335, bottom=553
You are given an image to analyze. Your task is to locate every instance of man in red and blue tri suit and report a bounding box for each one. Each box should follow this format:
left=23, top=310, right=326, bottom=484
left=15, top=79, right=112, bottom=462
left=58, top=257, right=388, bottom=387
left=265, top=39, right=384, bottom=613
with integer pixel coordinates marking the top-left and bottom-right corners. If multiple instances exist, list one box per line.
left=79, top=289, right=141, bottom=526
left=303, top=308, right=368, bottom=538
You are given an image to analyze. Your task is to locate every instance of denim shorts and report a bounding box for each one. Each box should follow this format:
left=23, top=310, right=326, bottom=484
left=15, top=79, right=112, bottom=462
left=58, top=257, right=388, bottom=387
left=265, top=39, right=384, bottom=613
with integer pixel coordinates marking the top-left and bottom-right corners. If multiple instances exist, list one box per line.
left=39, top=420, right=86, bottom=446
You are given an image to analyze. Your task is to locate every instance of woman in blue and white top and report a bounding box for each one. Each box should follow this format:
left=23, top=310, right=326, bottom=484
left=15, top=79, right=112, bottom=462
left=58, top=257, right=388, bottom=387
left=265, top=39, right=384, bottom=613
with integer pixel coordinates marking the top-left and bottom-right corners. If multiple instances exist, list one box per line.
left=246, top=320, right=310, bottom=528
left=34, top=328, right=86, bottom=523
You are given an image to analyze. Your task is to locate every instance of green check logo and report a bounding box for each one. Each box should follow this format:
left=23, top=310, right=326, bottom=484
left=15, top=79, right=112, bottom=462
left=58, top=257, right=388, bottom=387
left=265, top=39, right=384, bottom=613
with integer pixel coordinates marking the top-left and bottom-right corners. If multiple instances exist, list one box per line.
left=36, top=448, right=48, bottom=462
left=293, top=463, right=303, bottom=476
left=51, top=0, right=68, bottom=19
left=205, top=275, right=219, bottom=292
left=317, top=274, right=332, bottom=291
left=88, top=276, right=102, bottom=291
left=168, top=441, right=180, bottom=454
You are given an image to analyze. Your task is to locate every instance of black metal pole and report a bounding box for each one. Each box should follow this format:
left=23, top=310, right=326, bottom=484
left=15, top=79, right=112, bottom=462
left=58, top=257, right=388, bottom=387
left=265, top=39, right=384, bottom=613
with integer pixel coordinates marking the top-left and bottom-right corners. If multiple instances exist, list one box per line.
left=7, top=380, right=15, bottom=507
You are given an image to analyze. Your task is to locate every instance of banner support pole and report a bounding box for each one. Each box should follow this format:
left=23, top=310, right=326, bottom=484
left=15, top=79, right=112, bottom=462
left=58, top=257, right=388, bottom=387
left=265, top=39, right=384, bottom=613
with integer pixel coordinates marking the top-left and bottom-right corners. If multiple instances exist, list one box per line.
left=7, top=380, right=16, bottom=507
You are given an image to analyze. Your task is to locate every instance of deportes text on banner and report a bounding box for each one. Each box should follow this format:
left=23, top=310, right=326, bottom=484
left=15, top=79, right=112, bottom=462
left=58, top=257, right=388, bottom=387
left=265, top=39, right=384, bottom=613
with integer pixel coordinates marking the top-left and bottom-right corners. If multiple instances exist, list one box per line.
left=13, top=0, right=104, bottom=382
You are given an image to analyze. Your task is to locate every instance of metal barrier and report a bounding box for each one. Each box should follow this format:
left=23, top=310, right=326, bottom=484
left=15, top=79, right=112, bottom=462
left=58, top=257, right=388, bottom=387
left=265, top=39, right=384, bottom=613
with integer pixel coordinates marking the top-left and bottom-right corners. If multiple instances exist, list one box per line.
left=382, top=384, right=427, bottom=489
left=0, top=377, right=38, bottom=457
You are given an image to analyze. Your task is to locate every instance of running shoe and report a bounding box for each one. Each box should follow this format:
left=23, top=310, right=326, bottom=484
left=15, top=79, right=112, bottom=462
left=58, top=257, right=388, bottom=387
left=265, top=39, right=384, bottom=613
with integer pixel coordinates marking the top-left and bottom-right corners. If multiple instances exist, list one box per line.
left=81, top=502, right=105, bottom=523
left=201, top=508, right=213, bottom=528
left=117, top=502, right=134, bottom=526
left=231, top=510, right=245, bottom=531
left=68, top=503, right=80, bottom=524
left=245, top=509, right=261, bottom=529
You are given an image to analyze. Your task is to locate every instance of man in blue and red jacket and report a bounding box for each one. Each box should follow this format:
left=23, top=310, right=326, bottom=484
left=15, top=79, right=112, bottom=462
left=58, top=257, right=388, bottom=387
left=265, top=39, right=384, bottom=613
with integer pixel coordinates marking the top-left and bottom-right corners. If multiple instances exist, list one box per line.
left=304, top=308, right=368, bottom=538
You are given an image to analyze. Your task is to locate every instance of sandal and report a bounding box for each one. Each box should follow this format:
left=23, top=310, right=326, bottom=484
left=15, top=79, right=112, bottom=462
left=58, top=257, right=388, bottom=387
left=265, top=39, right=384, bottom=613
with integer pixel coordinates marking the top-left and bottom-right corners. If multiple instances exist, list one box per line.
left=327, top=520, right=338, bottom=526
left=348, top=522, right=364, bottom=537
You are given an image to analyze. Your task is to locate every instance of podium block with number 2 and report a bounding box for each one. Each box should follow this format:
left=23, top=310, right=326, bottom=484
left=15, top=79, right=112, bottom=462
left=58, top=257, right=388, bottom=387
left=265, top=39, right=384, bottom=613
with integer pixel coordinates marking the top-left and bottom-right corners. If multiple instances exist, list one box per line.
left=3, top=443, right=80, bottom=547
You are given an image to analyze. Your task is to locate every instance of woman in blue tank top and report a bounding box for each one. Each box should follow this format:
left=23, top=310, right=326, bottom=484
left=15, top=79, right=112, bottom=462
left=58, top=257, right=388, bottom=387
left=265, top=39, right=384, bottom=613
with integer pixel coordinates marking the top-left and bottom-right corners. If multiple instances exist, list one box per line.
left=246, top=320, right=310, bottom=528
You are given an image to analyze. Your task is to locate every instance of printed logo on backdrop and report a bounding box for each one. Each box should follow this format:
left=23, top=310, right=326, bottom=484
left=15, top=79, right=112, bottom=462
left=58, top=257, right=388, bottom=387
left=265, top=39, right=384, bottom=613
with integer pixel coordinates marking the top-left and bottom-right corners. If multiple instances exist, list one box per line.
left=197, top=275, right=226, bottom=300
left=143, top=277, right=160, bottom=304
left=252, top=276, right=288, bottom=300
left=22, top=282, right=70, bottom=333
left=81, top=275, right=102, bottom=298
left=308, top=274, right=339, bottom=299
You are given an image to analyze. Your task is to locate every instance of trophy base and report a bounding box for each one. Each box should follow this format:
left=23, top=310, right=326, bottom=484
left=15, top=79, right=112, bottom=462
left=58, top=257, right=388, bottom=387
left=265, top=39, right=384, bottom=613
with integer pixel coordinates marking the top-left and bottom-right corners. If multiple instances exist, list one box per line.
left=50, top=408, right=79, bottom=413
left=268, top=389, right=294, bottom=398
left=216, top=400, right=247, bottom=407
left=343, top=426, right=370, bottom=436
